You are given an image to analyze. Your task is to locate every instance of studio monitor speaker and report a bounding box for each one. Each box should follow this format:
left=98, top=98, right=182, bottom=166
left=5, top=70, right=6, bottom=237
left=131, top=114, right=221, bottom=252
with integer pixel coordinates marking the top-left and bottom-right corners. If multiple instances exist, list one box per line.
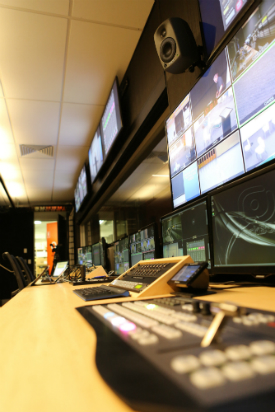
left=154, top=18, right=200, bottom=74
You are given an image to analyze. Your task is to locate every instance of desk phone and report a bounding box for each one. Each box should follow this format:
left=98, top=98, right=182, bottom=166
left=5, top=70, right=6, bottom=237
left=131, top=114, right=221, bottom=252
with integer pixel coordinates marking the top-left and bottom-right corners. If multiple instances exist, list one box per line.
left=78, top=295, right=275, bottom=412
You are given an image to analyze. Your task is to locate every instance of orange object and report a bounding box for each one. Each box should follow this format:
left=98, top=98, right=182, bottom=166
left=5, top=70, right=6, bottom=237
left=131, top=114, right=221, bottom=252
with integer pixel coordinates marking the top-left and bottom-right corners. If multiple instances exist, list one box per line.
left=47, top=222, right=58, bottom=275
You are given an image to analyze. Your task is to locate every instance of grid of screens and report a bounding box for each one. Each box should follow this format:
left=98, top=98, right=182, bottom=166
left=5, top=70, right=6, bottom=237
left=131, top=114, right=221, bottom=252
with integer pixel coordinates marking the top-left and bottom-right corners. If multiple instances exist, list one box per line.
left=199, top=0, right=252, bottom=56
left=77, top=246, right=92, bottom=266
left=162, top=201, right=211, bottom=267
left=101, top=79, right=123, bottom=157
left=74, top=165, right=88, bottom=212
left=88, top=125, right=104, bottom=184
left=167, top=0, right=275, bottom=210
left=92, top=242, right=103, bottom=266
left=114, top=237, right=130, bottom=275
left=129, top=225, right=156, bottom=266
left=211, top=167, right=275, bottom=270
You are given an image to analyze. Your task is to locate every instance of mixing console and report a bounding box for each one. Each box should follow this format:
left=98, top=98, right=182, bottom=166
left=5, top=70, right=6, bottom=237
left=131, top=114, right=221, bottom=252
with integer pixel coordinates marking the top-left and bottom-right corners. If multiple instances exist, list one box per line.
left=78, top=296, right=275, bottom=412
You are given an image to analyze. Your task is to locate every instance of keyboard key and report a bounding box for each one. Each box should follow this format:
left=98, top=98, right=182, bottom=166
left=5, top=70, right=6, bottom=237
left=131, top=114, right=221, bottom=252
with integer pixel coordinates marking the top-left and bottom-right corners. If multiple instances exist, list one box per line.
left=222, top=361, right=255, bottom=381
left=137, top=334, right=159, bottom=346
left=171, top=355, right=200, bottom=374
left=200, top=350, right=227, bottom=367
left=225, top=345, right=251, bottom=361
left=250, top=340, right=275, bottom=356
left=190, top=367, right=225, bottom=389
left=175, top=321, right=207, bottom=337
left=107, top=304, right=158, bottom=328
left=251, top=356, right=275, bottom=374
left=151, top=324, right=182, bottom=339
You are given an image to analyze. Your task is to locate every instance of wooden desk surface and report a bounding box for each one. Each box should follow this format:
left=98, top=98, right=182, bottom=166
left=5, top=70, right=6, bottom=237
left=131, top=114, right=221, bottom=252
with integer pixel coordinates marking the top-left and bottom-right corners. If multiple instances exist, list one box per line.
left=0, top=282, right=274, bottom=412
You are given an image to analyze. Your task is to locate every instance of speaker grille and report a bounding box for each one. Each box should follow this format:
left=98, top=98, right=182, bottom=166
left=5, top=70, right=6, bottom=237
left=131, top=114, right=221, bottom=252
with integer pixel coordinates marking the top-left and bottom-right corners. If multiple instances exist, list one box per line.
left=160, top=37, right=176, bottom=63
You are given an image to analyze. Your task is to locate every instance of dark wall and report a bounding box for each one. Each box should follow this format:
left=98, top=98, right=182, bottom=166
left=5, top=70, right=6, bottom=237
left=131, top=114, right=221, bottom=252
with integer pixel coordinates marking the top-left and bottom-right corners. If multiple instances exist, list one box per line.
left=0, top=208, right=34, bottom=298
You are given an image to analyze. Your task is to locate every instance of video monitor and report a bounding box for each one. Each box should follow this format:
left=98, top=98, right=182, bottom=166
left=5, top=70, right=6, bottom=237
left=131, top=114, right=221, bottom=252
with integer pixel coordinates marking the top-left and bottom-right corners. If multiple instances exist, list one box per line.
left=199, top=0, right=253, bottom=56
left=193, top=87, right=238, bottom=158
left=234, top=41, right=275, bottom=125
left=190, top=49, right=232, bottom=122
left=130, top=224, right=157, bottom=266
left=78, top=166, right=87, bottom=203
left=77, top=247, right=83, bottom=265
left=101, top=78, right=123, bottom=157
left=228, top=0, right=275, bottom=81
left=74, top=184, right=81, bottom=213
left=88, top=125, right=104, bottom=183
left=84, top=245, right=92, bottom=265
left=162, top=201, right=211, bottom=267
left=211, top=167, right=275, bottom=272
left=114, top=237, right=129, bottom=275
left=52, top=261, right=68, bottom=277
left=92, top=242, right=102, bottom=266
left=198, top=130, right=245, bottom=194
left=171, top=162, right=201, bottom=209
left=169, top=126, right=197, bottom=178
left=240, top=103, right=275, bottom=171
left=166, top=94, right=193, bottom=148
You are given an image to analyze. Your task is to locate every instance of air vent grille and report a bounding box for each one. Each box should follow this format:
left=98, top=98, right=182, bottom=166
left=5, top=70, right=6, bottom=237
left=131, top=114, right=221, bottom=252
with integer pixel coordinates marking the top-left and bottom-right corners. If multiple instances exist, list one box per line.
left=20, top=145, right=54, bottom=157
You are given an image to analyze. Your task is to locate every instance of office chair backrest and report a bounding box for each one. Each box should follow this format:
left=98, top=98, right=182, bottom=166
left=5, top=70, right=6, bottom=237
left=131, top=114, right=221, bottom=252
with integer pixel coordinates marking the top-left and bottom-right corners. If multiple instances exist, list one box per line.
left=16, top=257, right=35, bottom=283
left=2, top=252, right=26, bottom=290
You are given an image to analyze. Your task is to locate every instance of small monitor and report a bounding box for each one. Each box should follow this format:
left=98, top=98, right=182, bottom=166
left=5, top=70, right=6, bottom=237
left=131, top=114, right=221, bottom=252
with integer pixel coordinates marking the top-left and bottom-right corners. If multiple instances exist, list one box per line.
left=130, top=224, right=157, bottom=266
left=114, top=237, right=129, bottom=275
left=75, top=165, right=88, bottom=212
left=88, top=124, right=104, bottom=183
left=162, top=200, right=211, bottom=268
left=92, top=242, right=102, bottom=266
left=83, top=245, right=92, bottom=266
left=77, top=247, right=83, bottom=264
left=52, top=261, right=68, bottom=277
left=211, top=167, right=275, bottom=274
left=101, top=78, right=123, bottom=157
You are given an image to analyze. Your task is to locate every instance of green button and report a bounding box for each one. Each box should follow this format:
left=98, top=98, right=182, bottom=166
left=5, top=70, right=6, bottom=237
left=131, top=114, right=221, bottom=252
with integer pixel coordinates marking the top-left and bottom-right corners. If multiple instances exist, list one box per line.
left=134, top=284, right=143, bottom=289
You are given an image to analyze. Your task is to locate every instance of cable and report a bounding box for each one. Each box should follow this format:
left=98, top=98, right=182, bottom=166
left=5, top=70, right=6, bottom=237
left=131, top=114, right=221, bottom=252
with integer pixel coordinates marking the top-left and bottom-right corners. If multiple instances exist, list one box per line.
left=0, top=264, right=14, bottom=273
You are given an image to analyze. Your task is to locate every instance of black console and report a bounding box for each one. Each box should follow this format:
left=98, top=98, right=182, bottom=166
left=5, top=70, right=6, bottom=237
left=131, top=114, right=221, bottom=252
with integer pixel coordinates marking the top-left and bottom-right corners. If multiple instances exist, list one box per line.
left=77, top=296, right=275, bottom=412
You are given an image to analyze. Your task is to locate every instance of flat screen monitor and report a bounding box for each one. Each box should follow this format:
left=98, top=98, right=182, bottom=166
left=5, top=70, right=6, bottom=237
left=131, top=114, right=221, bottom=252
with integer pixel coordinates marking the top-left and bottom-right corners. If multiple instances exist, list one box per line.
left=92, top=242, right=102, bottom=266
left=114, top=237, right=129, bottom=275
left=129, top=224, right=157, bottom=267
left=74, top=185, right=81, bottom=213
left=88, top=124, right=104, bottom=183
left=75, top=165, right=88, bottom=212
left=77, top=247, right=83, bottom=264
left=52, top=261, right=68, bottom=277
left=167, top=0, right=275, bottom=210
left=211, top=167, right=275, bottom=274
left=162, top=201, right=211, bottom=268
left=199, top=0, right=254, bottom=57
left=81, top=245, right=92, bottom=266
left=101, top=78, right=123, bottom=157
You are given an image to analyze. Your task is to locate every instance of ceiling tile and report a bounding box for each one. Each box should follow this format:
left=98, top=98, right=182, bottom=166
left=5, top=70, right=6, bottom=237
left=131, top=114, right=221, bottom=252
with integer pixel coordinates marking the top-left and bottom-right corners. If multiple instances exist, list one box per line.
left=27, top=188, right=52, bottom=203
left=7, top=99, right=60, bottom=145
left=0, top=142, right=18, bottom=160
left=52, top=188, right=74, bottom=202
left=23, top=169, right=54, bottom=187
left=72, top=0, right=154, bottom=29
left=55, top=145, right=89, bottom=171
left=0, top=8, right=67, bottom=100
left=0, top=98, right=14, bottom=144
left=20, top=157, right=55, bottom=171
left=0, top=0, right=70, bottom=15
left=59, top=103, right=103, bottom=146
left=64, top=20, right=141, bottom=104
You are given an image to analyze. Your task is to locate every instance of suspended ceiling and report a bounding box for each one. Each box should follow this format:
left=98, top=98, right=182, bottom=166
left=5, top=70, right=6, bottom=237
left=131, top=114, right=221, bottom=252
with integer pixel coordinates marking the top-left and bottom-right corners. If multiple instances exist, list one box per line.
left=0, top=0, right=154, bottom=206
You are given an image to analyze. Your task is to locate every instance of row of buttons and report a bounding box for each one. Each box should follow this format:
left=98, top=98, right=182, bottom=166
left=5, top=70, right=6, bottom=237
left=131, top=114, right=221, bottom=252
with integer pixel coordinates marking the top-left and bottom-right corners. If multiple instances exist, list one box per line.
left=111, top=279, right=146, bottom=291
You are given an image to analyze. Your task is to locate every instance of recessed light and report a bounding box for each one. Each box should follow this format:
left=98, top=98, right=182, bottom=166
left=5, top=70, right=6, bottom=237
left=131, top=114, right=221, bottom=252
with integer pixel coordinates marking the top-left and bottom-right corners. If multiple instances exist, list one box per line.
left=34, top=221, right=42, bottom=225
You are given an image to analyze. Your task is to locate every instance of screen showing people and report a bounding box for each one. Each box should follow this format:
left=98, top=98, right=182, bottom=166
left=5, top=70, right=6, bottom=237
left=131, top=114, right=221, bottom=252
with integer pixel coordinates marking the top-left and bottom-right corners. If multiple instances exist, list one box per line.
left=114, top=237, right=129, bottom=275
left=130, top=225, right=156, bottom=266
left=89, top=125, right=104, bottom=183
left=168, top=0, right=275, bottom=209
left=162, top=201, right=210, bottom=268
left=211, top=168, right=275, bottom=267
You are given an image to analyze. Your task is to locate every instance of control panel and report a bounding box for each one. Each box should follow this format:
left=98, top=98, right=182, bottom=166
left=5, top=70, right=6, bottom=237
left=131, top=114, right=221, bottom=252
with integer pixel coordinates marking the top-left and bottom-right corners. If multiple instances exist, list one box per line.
left=78, top=296, right=275, bottom=412
left=111, top=262, right=176, bottom=292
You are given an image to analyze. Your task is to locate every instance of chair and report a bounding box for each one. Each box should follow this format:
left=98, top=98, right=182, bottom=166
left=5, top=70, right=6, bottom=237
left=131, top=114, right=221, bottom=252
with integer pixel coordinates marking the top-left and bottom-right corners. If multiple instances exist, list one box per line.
left=16, top=256, right=35, bottom=283
left=2, top=252, right=26, bottom=295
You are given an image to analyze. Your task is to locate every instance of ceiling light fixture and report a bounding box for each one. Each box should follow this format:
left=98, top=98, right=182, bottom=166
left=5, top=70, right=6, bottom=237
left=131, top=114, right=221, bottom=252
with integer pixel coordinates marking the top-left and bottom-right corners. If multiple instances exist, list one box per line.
left=152, top=174, right=169, bottom=177
left=34, top=221, right=42, bottom=225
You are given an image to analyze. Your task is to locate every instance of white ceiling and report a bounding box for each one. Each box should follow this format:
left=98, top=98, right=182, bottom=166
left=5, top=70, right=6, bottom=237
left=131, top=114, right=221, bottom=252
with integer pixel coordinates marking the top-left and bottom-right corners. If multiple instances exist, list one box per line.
left=0, top=0, right=154, bottom=206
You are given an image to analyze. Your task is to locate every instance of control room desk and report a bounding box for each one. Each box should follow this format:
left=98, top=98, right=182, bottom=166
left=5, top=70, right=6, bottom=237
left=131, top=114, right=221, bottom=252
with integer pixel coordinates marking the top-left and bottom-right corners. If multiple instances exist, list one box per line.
left=0, top=282, right=275, bottom=412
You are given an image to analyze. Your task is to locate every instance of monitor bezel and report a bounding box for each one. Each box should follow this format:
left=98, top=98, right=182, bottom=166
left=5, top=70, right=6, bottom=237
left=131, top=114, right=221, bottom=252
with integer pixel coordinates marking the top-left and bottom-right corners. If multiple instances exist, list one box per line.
left=100, top=76, right=123, bottom=160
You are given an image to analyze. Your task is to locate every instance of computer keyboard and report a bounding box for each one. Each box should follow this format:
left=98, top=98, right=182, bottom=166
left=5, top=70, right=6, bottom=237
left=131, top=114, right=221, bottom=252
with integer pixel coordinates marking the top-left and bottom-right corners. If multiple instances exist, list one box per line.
left=71, top=276, right=117, bottom=286
left=77, top=296, right=275, bottom=412
left=73, top=285, right=130, bottom=301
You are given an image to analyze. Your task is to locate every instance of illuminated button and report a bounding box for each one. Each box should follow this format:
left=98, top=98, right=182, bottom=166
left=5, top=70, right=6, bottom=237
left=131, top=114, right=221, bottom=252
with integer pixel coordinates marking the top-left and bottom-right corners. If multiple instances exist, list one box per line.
left=92, top=305, right=113, bottom=317
left=250, top=340, right=275, bottom=356
left=225, top=345, right=251, bottom=361
left=107, top=304, right=158, bottom=328
left=134, top=284, right=143, bottom=289
left=110, top=316, right=127, bottom=327
left=222, top=361, right=255, bottom=381
left=171, top=355, right=200, bottom=374
left=190, top=367, right=225, bottom=389
left=200, top=350, right=227, bottom=367
left=151, top=324, right=182, bottom=339
left=137, top=334, right=159, bottom=346
left=251, top=355, right=275, bottom=374
left=119, top=322, right=136, bottom=333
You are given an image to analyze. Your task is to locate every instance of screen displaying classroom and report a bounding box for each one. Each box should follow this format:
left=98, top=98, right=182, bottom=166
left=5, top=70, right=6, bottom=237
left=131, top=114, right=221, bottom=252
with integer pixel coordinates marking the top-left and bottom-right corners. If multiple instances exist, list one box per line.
left=167, top=0, right=275, bottom=210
